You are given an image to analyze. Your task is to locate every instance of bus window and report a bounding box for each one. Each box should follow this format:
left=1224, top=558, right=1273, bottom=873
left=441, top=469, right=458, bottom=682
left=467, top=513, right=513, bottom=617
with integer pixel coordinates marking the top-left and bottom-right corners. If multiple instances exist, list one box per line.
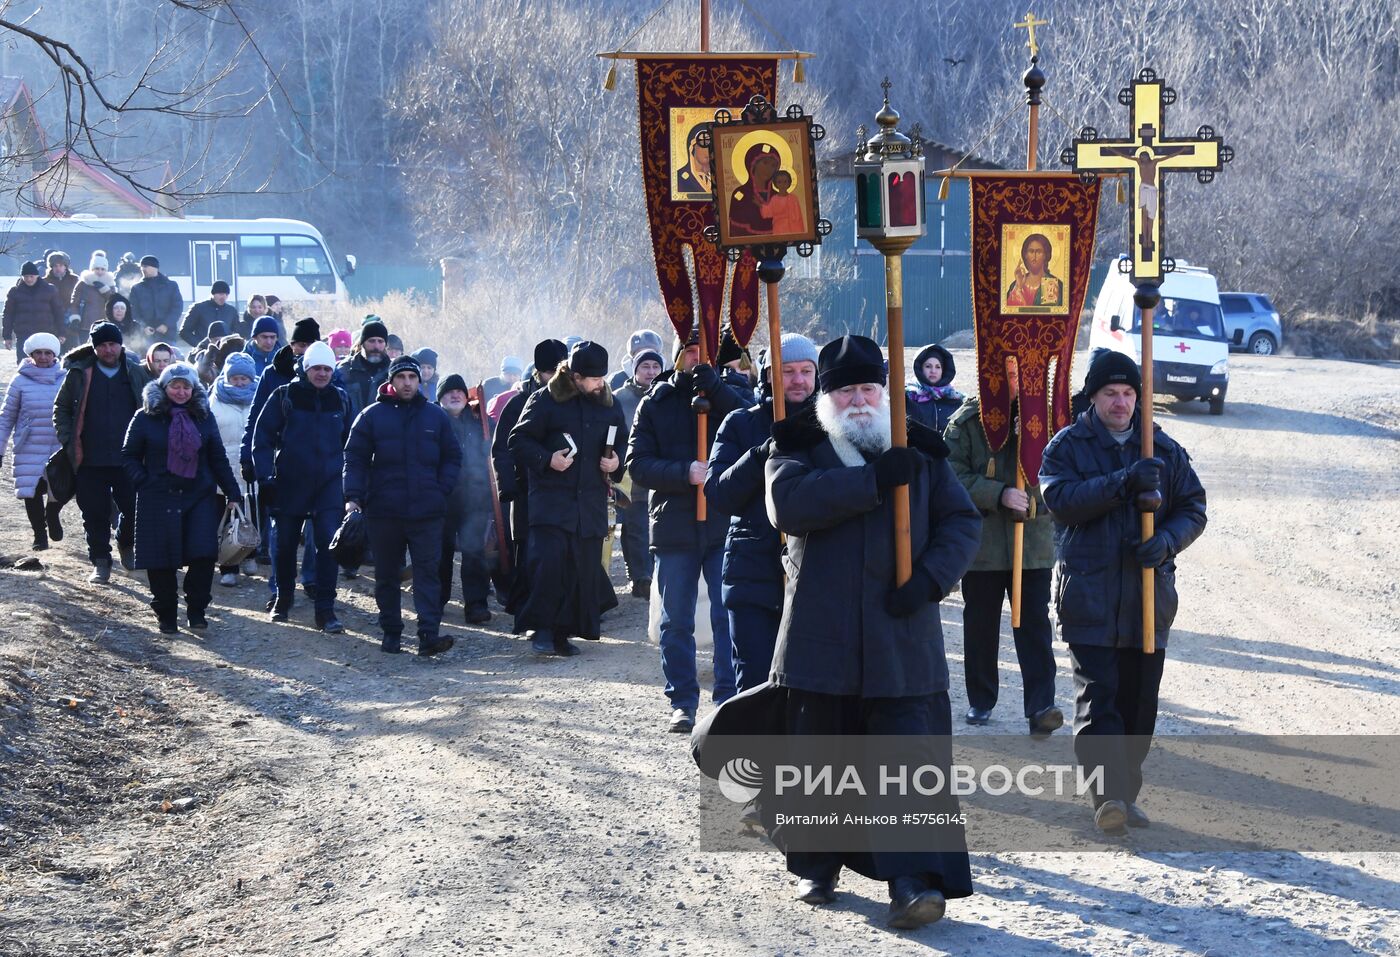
left=239, top=235, right=278, bottom=275
left=280, top=236, right=331, bottom=277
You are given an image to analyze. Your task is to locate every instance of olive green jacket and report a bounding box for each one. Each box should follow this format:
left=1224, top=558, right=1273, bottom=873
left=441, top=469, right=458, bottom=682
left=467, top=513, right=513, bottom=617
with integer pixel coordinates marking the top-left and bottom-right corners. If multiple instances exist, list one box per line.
left=943, top=396, right=1054, bottom=571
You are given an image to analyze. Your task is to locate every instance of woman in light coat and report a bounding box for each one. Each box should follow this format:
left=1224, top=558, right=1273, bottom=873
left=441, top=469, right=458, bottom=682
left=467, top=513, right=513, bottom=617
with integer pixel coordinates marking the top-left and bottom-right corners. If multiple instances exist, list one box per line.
left=0, top=333, right=66, bottom=549
left=209, top=350, right=258, bottom=586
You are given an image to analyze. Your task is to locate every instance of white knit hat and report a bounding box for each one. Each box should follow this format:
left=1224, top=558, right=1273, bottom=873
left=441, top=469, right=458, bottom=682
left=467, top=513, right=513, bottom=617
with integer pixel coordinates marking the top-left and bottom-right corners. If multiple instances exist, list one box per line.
left=302, top=340, right=336, bottom=371
left=23, top=332, right=61, bottom=356
left=89, top=250, right=109, bottom=270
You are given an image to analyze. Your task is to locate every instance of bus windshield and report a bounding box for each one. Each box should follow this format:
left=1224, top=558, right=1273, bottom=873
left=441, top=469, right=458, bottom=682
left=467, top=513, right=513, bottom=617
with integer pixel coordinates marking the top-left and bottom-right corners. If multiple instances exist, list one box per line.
left=1132, top=297, right=1227, bottom=341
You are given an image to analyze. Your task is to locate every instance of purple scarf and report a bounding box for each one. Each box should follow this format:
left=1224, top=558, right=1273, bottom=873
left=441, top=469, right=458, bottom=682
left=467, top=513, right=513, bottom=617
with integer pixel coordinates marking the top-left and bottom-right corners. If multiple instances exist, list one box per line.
left=167, top=405, right=201, bottom=479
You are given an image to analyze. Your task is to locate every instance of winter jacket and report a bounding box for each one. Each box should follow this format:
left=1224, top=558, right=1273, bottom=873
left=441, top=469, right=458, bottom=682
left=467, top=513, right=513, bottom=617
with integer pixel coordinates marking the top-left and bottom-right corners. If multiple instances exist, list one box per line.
left=704, top=390, right=789, bottom=611
left=343, top=387, right=462, bottom=520
left=43, top=268, right=78, bottom=319
left=445, top=403, right=495, bottom=553
left=241, top=345, right=297, bottom=467
left=906, top=343, right=964, bottom=434
left=625, top=368, right=748, bottom=552
left=53, top=343, right=150, bottom=468
left=121, top=381, right=242, bottom=569
left=482, top=375, right=515, bottom=405
left=3, top=280, right=65, bottom=344
left=721, top=368, right=756, bottom=405
left=1039, top=407, right=1208, bottom=649
left=179, top=299, right=240, bottom=349
left=491, top=376, right=543, bottom=503
left=336, top=351, right=391, bottom=420
left=508, top=366, right=627, bottom=539
left=242, top=340, right=279, bottom=378
left=127, top=273, right=182, bottom=334
left=0, top=359, right=63, bottom=497
left=612, top=377, right=649, bottom=432
left=764, top=406, right=982, bottom=697
left=69, top=269, right=117, bottom=333
left=208, top=390, right=253, bottom=498
left=943, top=396, right=1054, bottom=572
left=252, top=377, right=351, bottom=517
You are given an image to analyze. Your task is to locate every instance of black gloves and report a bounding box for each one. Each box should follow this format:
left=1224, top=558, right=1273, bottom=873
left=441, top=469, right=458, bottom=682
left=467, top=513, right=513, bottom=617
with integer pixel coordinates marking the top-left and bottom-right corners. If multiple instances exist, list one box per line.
left=1136, top=532, right=1176, bottom=568
left=241, top=460, right=256, bottom=485
left=1125, top=457, right=1164, bottom=494
left=690, top=362, right=720, bottom=394
left=885, top=567, right=940, bottom=618
left=873, top=447, right=920, bottom=490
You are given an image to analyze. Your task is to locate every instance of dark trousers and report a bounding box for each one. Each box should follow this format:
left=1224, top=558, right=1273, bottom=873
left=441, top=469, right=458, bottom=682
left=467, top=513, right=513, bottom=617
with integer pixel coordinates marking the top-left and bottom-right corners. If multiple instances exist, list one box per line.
left=961, top=568, right=1057, bottom=721
left=619, top=497, right=651, bottom=582
left=274, top=508, right=339, bottom=613
left=75, top=465, right=134, bottom=563
left=517, top=525, right=605, bottom=638
left=439, top=528, right=491, bottom=615
left=727, top=602, right=780, bottom=693
left=264, top=514, right=316, bottom=590
left=147, top=559, right=216, bottom=621
left=1068, top=643, right=1166, bottom=807
left=367, top=515, right=443, bottom=639
left=22, top=486, right=57, bottom=537
left=780, top=689, right=973, bottom=898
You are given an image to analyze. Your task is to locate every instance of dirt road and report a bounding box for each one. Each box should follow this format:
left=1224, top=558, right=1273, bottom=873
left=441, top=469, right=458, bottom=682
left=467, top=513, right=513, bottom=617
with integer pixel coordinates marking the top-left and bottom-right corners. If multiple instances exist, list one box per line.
left=3, top=352, right=1398, bottom=956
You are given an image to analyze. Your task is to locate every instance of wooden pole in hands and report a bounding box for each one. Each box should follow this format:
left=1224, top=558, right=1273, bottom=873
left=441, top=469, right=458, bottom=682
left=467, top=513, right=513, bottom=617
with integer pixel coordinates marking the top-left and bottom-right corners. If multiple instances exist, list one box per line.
left=1135, top=283, right=1161, bottom=654
left=885, top=252, right=913, bottom=586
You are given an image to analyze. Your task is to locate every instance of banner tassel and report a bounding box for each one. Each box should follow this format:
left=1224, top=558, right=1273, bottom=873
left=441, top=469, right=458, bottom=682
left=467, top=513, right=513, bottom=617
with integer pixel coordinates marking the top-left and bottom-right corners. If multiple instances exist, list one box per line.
left=1116, top=177, right=1126, bottom=204
left=603, top=62, right=618, bottom=92
left=937, top=176, right=950, bottom=202
left=793, top=58, right=806, bottom=84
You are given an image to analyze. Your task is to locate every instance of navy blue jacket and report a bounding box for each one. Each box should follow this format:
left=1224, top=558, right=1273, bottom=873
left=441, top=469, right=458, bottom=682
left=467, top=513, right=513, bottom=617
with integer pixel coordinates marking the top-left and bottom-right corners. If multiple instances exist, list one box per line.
left=704, top=389, right=799, bottom=610
left=343, top=388, right=462, bottom=520
left=251, top=377, right=351, bottom=517
left=625, top=369, right=748, bottom=552
left=122, top=381, right=242, bottom=569
left=127, top=273, right=182, bottom=334
left=1039, top=407, right=1207, bottom=649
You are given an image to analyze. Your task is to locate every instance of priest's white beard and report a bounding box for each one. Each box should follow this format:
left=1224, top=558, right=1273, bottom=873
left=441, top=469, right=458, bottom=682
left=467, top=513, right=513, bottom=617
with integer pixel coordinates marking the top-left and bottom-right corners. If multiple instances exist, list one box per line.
left=816, top=389, right=892, bottom=465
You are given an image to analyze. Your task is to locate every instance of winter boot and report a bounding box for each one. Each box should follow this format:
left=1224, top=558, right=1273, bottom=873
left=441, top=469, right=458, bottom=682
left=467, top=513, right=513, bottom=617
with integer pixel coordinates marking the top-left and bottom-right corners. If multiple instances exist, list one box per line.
left=89, top=560, right=112, bottom=584
left=151, top=598, right=178, bottom=635
left=45, top=501, right=63, bottom=542
left=23, top=497, right=46, bottom=550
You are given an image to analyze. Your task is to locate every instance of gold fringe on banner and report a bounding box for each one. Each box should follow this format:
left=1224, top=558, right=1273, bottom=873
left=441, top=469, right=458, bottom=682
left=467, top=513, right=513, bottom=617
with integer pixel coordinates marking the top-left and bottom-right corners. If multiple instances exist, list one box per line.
left=603, top=62, right=618, bottom=91
left=1116, top=178, right=1126, bottom=204
left=793, top=59, right=805, bottom=83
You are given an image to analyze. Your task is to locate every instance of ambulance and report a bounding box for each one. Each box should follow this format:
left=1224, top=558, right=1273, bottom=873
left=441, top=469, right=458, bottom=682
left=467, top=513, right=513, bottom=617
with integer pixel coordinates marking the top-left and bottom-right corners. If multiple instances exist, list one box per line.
left=1087, top=257, right=1230, bottom=415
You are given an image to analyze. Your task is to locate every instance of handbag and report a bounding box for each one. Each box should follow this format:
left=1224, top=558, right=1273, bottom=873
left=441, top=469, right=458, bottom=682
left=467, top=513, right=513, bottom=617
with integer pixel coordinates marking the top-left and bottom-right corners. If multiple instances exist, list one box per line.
left=44, top=447, right=77, bottom=505
left=329, top=509, right=367, bottom=568
left=217, top=500, right=261, bottom=567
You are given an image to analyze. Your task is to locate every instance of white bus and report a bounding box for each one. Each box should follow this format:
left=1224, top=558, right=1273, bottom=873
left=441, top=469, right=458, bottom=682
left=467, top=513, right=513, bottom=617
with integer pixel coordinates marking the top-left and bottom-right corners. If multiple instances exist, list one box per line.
left=0, top=216, right=355, bottom=309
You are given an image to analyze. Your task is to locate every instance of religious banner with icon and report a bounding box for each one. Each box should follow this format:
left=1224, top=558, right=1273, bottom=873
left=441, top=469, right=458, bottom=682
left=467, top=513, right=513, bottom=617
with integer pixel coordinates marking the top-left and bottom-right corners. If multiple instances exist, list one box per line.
left=968, top=173, right=1100, bottom=480
left=636, top=56, right=778, bottom=358
left=709, top=117, right=819, bottom=247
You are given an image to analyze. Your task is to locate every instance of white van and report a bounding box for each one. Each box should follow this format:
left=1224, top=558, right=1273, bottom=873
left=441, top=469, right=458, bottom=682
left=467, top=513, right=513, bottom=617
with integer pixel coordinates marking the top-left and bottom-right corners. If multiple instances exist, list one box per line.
left=1087, top=257, right=1230, bottom=415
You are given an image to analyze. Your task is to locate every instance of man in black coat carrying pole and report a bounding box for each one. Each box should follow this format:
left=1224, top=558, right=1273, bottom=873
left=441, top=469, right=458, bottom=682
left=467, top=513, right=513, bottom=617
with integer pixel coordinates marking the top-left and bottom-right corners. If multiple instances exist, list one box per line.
left=1038, top=349, right=1207, bottom=835
left=764, top=335, right=982, bottom=929
left=508, top=341, right=626, bottom=657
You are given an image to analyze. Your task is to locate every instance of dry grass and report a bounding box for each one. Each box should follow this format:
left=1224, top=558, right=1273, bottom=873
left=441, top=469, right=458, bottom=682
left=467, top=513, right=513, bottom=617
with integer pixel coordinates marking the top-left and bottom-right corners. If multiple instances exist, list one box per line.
left=1284, top=312, right=1400, bottom=361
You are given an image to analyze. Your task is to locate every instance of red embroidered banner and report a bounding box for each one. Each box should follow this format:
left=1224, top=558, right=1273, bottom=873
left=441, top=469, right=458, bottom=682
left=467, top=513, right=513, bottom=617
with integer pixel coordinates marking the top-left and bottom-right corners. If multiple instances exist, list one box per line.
left=968, top=173, right=1100, bottom=482
left=636, top=57, right=777, bottom=359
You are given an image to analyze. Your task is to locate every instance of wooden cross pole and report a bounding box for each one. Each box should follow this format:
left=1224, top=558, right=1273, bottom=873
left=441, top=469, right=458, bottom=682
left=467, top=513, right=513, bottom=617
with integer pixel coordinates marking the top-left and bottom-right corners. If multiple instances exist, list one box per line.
left=1071, top=69, right=1232, bottom=653
left=1010, top=21, right=1048, bottom=629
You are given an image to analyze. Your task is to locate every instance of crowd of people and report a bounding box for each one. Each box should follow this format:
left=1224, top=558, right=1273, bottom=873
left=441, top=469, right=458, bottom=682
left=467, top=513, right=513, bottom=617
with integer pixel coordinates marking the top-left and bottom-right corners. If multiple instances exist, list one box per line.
left=0, top=251, right=1208, bottom=929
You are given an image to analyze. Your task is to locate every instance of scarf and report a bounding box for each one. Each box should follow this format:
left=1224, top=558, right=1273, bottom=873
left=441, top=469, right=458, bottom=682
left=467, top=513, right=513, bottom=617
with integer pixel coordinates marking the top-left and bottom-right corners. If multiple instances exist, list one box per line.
left=167, top=405, right=201, bottom=479
left=907, top=381, right=963, bottom=405
left=215, top=375, right=257, bottom=405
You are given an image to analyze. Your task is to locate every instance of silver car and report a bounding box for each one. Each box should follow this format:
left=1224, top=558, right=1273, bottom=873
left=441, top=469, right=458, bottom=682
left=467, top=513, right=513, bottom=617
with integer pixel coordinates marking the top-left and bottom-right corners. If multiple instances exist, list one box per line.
left=1220, top=292, right=1282, bottom=355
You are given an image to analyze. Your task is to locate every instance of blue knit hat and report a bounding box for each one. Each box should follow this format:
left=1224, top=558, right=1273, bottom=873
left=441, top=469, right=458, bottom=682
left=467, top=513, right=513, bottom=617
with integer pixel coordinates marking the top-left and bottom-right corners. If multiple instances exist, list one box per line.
left=222, top=351, right=257, bottom=381
left=252, top=316, right=280, bottom=339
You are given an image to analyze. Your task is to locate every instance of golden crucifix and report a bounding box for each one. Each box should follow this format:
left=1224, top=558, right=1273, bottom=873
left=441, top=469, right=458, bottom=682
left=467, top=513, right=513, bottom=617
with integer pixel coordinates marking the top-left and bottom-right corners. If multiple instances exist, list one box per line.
left=1071, top=69, right=1231, bottom=283
left=1014, top=11, right=1049, bottom=59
